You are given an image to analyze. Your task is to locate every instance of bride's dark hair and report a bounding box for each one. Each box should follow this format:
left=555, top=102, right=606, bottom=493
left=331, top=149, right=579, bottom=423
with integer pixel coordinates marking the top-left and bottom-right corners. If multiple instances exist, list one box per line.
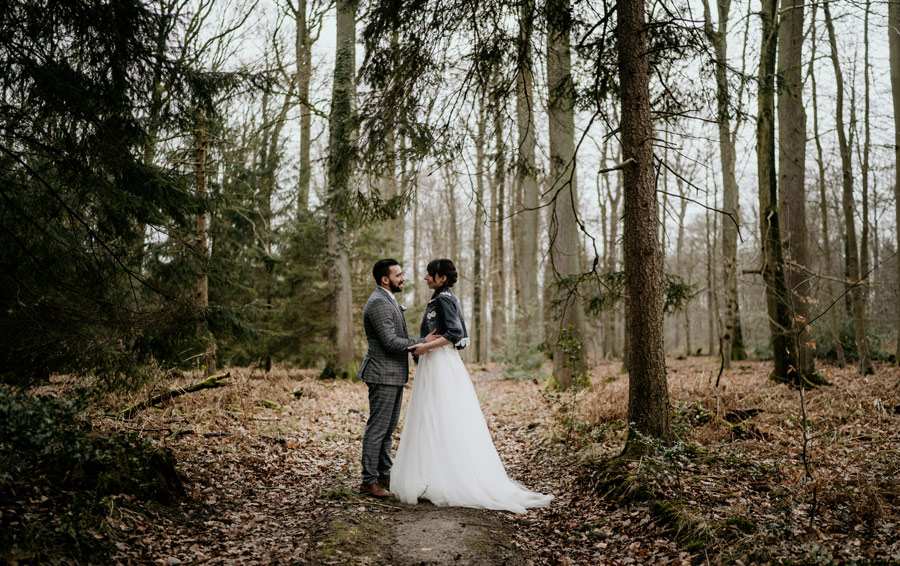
left=427, top=258, right=458, bottom=297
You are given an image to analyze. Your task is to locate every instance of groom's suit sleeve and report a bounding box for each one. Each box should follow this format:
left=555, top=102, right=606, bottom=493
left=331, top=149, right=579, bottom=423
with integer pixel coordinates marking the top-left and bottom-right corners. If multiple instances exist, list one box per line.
left=369, top=298, right=424, bottom=353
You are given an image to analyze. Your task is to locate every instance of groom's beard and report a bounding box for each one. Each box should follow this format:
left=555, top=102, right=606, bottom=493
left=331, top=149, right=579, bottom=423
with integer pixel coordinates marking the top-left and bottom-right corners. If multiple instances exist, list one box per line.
left=389, top=282, right=402, bottom=293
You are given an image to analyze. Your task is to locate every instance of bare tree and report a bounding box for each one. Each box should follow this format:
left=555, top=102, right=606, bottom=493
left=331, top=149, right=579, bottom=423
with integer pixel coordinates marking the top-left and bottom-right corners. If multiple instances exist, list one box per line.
left=546, top=0, right=586, bottom=388
left=777, top=0, right=816, bottom=380
left=808, top=2, right=846, bottom=366
left=598, top=135, right=623, bottom=359
left=490, top=82, right=508, bottom=354
left=891, top=0, right=900, bottom=363
left=472, top=97, right=488, bottom=362
left=860, top=0, right=872, bottom=310
left=701, top=0, right=747, bottom=366
left=194, top=109, right=216, bottom=375
left=515, top=0, right=540, bottom=330
left=281, top=0, right=329, bottom=211
left=823, top=2, right=873, bottom=374
left=326, top=0, right=358, bottom=375
left=757, top=0, right=798, bottom=384
left=672, top=154, right=691, bottom=358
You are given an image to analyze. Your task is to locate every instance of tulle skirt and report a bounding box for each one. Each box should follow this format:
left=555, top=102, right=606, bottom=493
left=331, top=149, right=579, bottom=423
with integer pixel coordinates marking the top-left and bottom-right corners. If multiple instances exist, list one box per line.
left=392, top=345, right=553, bottom=514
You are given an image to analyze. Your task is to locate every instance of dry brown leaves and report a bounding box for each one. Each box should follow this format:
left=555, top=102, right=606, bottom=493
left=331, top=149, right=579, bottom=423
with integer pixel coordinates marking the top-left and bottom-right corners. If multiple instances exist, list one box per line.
left=87, top=358, right=900, bottom=565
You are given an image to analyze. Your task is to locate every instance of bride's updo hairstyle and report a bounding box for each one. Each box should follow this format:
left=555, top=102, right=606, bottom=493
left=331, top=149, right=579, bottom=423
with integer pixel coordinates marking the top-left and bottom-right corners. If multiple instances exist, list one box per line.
left=427, top=258, right=458, bottom=296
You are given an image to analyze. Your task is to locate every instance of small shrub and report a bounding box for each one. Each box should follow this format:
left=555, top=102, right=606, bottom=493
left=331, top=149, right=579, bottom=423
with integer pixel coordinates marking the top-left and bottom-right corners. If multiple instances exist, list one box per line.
left=0, top=388, right=184, bottom=564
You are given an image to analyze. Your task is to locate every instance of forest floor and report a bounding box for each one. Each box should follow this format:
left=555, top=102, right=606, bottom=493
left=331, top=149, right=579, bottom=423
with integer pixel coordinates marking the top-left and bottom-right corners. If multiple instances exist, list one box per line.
left=6, top=357, right=900, bottom=565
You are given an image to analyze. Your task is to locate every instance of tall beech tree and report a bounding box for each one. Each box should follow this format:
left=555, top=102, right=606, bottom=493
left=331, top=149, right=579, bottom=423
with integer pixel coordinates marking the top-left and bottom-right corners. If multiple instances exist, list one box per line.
left=490, top=81, right=508, bottom=354
left=890, top=0, right=900, bottom=364
left=283, top=0, right=329, bottom=212
left=777, top=0, right=817, bottom=381
left=618, top=0, right=672, bottom=451
left=326, top=0, right=358, bottom=375
left=546, top=0, right=587, bottom=388
left=823, top=2, right=873, bottom=375
left=700, top=0, right=744, bottom=367
left=757, top=0, right=798, bottom=384
left=193, top=110, right=217, bottom=376
left=808, top=2, right=846, bottom=366
left=515, top=0, right=541, bottom=331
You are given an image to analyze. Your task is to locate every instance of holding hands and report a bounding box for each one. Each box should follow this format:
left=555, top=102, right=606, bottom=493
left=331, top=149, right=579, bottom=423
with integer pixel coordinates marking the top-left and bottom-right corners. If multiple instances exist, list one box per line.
left=409, top=329, right=446, bottom=357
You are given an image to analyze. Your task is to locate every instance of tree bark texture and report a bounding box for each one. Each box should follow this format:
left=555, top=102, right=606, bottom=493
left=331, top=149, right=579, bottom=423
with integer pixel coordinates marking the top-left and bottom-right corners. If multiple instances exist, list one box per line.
left=490, top=87, right=507, bottom=353
left=194, top=109, right=216, bottom=376
left=617, top=0, right=671, bottom=450
left=890, top=0, right=900, bottom=363
left=547, top=0, right=586, bottom=388
left=295, top=0, right=312, bottom=211
left=473, top=97, right=487, bottom=363
left=326, top=0, right=358, bottom=373
left=777, top=0, right=816, bottom=380
left=701, top=0, right=741, bottom=367
left=809, top=4, right=846, bottom=366
left=757, top=0, right=796, bottom=383
left=515, top=0, right=540, bottom=329
left=861, top=0, right=871, bottom=308
left=824, top=3, right=873, bottom=374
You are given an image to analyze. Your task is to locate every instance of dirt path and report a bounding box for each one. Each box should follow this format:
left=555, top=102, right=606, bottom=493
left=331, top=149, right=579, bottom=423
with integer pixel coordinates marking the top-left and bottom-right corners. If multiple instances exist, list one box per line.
left=112, top=365, right=563, bottom=565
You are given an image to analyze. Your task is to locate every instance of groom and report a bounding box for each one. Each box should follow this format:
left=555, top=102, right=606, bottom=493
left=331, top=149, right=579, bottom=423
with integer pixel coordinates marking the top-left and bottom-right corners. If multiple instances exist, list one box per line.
left=358, top=258, right=437, bottom=498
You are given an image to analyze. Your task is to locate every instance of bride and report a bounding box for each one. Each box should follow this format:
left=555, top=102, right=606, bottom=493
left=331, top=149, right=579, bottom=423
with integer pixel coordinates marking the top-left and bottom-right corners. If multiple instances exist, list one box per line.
left=392, top=258, right=553, bottom=514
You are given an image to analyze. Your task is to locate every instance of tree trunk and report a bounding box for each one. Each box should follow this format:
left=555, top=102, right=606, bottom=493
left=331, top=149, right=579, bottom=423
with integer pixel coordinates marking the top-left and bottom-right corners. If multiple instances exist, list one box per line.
left=860, top=0, right=871, bottom=336
left=701, top=0, right=741, bottom=367
left=326, top=0, right=358, bottom=375
left=194, top=109, right=216, bottom=376
left=809, top=3, right=846, bottom=366
left=609, top=149, right=623, bottom=359
left=598, top=136, right=622, bottom=359
left=757, top=0, right=797, bottom=384
left=490, top=84, right=507, bottom=354
left=705, top=194, right=716, bottom=356
left=295, top=0, right=312, bottom=212
left=617, top=0, right=671, bottom=452
left=472, top=97, right=487, bottom=363
left=824, top=2, right=873, bottom=374
left=673, top=158, right=689, bottom=358
left=383, top=30, right=405, bottom=261
left=777, top=0, right=817, bottom=381
left=547, top=0, right=586, bottom=388
left=515, top=0, right=540, bottom=331
left=890, top=0, right=900, bottom=364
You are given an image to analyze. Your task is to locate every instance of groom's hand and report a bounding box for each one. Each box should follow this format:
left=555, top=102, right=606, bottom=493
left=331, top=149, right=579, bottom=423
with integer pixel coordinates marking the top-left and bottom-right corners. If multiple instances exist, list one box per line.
left=424, top=329, right=442, bottom=343
left=408, top=342, right=429, bottom=356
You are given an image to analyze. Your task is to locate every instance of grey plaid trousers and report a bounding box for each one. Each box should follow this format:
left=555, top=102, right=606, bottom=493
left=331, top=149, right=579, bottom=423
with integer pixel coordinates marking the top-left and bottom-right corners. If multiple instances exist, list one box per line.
left=361, top=383, right=404, bottom=485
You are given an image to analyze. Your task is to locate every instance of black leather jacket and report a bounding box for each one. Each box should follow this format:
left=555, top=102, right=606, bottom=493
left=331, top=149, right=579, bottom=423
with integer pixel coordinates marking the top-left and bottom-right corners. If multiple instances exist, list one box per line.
left=419, top=290, right=469, bottom=349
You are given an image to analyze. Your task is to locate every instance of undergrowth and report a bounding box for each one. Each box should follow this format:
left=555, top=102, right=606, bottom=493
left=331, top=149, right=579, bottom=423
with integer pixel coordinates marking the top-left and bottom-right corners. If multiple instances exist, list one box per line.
left=0, top=387, right=184, bottom=564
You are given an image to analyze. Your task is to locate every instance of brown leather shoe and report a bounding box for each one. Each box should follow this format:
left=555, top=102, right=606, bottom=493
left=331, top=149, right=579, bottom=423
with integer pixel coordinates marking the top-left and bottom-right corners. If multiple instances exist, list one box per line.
left=359, top=482, right=392, bottom=498
left=377, top=476, right=390, bottom=491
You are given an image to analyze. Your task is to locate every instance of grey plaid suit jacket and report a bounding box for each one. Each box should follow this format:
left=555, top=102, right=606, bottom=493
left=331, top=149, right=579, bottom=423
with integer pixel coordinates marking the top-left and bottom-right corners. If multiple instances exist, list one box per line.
left=357, top=288, right=423, bottom=385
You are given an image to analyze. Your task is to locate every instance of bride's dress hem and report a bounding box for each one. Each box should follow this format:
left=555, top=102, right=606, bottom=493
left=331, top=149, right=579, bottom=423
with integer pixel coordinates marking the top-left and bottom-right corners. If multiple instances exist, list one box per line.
left=392, top=345, right=553, bottom=514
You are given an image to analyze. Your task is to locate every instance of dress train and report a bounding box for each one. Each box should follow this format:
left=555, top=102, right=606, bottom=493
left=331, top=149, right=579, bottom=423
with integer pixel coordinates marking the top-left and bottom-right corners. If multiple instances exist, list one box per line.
left=392, top=345, right=553, bottom=514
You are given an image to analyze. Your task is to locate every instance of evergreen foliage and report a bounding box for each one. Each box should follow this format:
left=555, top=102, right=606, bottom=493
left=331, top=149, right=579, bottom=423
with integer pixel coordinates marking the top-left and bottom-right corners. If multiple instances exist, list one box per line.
left=0, top=0, right=209, bottom=386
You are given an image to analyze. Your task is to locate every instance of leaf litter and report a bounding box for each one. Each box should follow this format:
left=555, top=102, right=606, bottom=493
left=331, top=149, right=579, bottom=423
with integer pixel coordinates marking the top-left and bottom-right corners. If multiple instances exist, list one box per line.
left=38, top=358, right=900, bottom=564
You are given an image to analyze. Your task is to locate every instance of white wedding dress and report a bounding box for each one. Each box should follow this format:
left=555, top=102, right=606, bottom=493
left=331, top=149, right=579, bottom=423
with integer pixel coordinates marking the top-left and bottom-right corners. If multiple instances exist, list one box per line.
left=392, top=345, right=554, bottom=514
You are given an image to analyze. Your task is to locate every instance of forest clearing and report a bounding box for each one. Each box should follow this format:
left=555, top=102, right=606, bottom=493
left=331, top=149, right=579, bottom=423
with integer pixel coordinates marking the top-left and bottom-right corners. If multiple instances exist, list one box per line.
left=3, top=358, right=899, bottom=565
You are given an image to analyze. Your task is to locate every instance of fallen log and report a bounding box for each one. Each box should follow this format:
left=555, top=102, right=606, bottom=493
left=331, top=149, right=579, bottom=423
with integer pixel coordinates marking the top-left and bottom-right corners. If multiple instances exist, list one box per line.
left=121, top=372, right=231, bottom=419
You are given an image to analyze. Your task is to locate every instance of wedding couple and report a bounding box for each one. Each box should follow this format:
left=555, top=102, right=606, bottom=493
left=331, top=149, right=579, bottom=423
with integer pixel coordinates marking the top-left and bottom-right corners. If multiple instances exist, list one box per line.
left=356, top=258, right=553, bottom=514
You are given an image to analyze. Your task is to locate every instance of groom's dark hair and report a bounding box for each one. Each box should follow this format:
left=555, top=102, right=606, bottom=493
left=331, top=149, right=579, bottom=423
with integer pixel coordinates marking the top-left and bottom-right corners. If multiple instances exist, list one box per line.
left=373, top=258, right=399, bottom=285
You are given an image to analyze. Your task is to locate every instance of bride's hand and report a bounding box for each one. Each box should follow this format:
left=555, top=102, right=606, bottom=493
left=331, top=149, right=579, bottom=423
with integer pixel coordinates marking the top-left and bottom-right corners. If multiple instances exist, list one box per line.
left=408, top=342, right=430, bottom=356
left=424, top=329, right=442, bottom=343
